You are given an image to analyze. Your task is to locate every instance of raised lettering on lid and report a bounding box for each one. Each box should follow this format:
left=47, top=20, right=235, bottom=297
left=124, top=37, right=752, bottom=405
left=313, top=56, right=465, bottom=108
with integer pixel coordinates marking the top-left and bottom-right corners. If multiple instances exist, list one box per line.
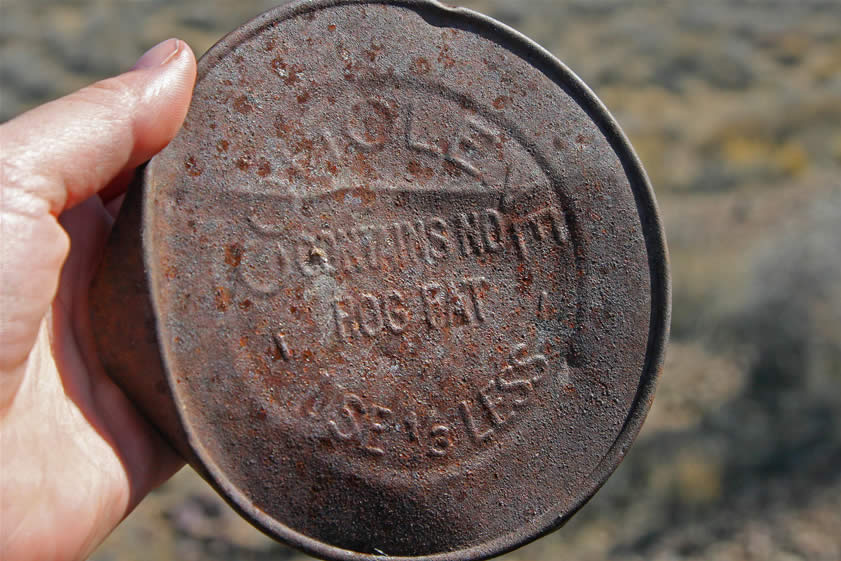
left=90, top=1, right=670, bottom=560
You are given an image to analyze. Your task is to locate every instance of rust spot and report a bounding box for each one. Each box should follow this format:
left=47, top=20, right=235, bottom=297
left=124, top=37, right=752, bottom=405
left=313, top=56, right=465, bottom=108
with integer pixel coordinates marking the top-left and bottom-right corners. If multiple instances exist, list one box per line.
left=351, top=100, right=394, bottom=146
left=517, top=263, right=534, bottom=291
left=185, top=156, right=202, bottom=177
left=268, top=345, right=283, bottom=362
left=233, top=95, right=254, bottom=114
left=224, top=243, right=243, bottom=267
left=327, top=24, right=337, bottom=32
left=493, top=96, right=510, bottom=110
left=364, top=42, right=383, bottom=62
left=286, top=166, right=301, bottom=181
left=236, top=155, right=252, bottom=171
left=438, top=45, right=456, bottom=68
left=238, top=300, right=254, bottom=311
left=357, top=187, right=377, bottom=204
left=297, top=91, right=311, bottom=104
left=271, top=57, right=303, bottom=85
left=275, top=114, right=295, bottom=138
left=214, top=286, right=231, bottom=311
left=411, top=57, right=432, bottom=75
left=407, top=160, right=434, bottom=179
left=257, top=160, right=272, bottom=177
left=217, top=139, right=230, bottom=153
left=352, top=152, right=376, bottom=179
left=442, top=160, right=463, bottom=177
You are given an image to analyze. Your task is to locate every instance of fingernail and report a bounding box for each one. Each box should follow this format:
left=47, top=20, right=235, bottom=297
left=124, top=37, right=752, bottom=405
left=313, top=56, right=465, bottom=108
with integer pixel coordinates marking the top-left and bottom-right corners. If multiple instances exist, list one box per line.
left=133, top=38, right=181, bottom=70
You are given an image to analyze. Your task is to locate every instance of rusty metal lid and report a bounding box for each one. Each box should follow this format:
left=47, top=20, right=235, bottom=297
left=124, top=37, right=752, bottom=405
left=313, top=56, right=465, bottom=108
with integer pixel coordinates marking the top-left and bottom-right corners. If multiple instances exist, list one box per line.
left=91, top=1, right=669, bottom=559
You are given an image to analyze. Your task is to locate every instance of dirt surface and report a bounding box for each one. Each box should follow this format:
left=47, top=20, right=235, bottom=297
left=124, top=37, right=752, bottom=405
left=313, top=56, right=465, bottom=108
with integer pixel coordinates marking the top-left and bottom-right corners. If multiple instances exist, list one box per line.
left=2, top=1, right=840, bottom=560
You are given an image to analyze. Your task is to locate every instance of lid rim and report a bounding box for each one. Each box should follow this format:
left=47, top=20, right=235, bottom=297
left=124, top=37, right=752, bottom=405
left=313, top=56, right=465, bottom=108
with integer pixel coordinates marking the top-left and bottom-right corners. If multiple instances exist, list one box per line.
left=142, top=1, right=670, bottom=560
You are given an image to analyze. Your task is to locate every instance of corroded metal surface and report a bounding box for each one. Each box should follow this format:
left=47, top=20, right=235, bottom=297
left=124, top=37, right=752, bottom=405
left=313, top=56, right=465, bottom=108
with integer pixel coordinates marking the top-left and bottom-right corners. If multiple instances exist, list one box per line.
left=91, top=1, right=670, bottom=560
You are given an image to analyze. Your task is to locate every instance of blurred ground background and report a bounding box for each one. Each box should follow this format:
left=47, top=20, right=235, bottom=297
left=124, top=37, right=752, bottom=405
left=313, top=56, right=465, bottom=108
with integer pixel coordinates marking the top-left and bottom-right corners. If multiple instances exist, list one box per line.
left=2, top=1, right=840, bottom=560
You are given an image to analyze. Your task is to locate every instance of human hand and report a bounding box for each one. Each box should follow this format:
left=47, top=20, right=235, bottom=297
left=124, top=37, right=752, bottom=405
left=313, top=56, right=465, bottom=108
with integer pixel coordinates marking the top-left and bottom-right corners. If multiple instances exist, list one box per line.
left=0, top=39, right=196, bottom=561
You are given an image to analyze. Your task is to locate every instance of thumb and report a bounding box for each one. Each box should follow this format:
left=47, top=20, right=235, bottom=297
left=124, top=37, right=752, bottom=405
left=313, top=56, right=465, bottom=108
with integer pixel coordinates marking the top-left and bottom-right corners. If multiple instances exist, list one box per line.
left=0, top=38, right=196, bottom=375
left=0, top=38, right=197, bottom=214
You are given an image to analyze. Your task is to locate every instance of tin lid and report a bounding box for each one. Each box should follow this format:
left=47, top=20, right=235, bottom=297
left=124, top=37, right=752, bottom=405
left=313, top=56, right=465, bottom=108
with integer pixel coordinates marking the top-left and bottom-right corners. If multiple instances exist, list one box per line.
left=102, top=1, right=669, bottom=559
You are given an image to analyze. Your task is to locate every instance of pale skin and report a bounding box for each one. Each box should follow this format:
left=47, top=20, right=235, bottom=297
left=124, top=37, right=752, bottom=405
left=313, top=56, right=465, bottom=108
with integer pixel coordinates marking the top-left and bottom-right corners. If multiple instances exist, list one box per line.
left=0, top=39, right=197, bottom=561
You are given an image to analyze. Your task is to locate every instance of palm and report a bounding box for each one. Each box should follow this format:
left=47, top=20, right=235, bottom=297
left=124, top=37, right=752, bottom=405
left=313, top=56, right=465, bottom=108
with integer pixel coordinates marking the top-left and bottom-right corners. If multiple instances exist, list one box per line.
left=1, top=188, right=182, bottom=561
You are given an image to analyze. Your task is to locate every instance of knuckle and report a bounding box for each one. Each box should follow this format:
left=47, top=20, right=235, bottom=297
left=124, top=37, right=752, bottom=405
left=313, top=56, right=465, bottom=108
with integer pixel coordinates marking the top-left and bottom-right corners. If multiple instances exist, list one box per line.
left=76, top=75, right=138, bottom=119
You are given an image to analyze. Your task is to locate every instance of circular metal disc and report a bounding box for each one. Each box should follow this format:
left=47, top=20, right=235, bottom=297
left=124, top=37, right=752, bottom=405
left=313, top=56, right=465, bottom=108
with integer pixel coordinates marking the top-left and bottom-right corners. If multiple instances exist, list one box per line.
left=141, top=1, right=669, bottom=559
